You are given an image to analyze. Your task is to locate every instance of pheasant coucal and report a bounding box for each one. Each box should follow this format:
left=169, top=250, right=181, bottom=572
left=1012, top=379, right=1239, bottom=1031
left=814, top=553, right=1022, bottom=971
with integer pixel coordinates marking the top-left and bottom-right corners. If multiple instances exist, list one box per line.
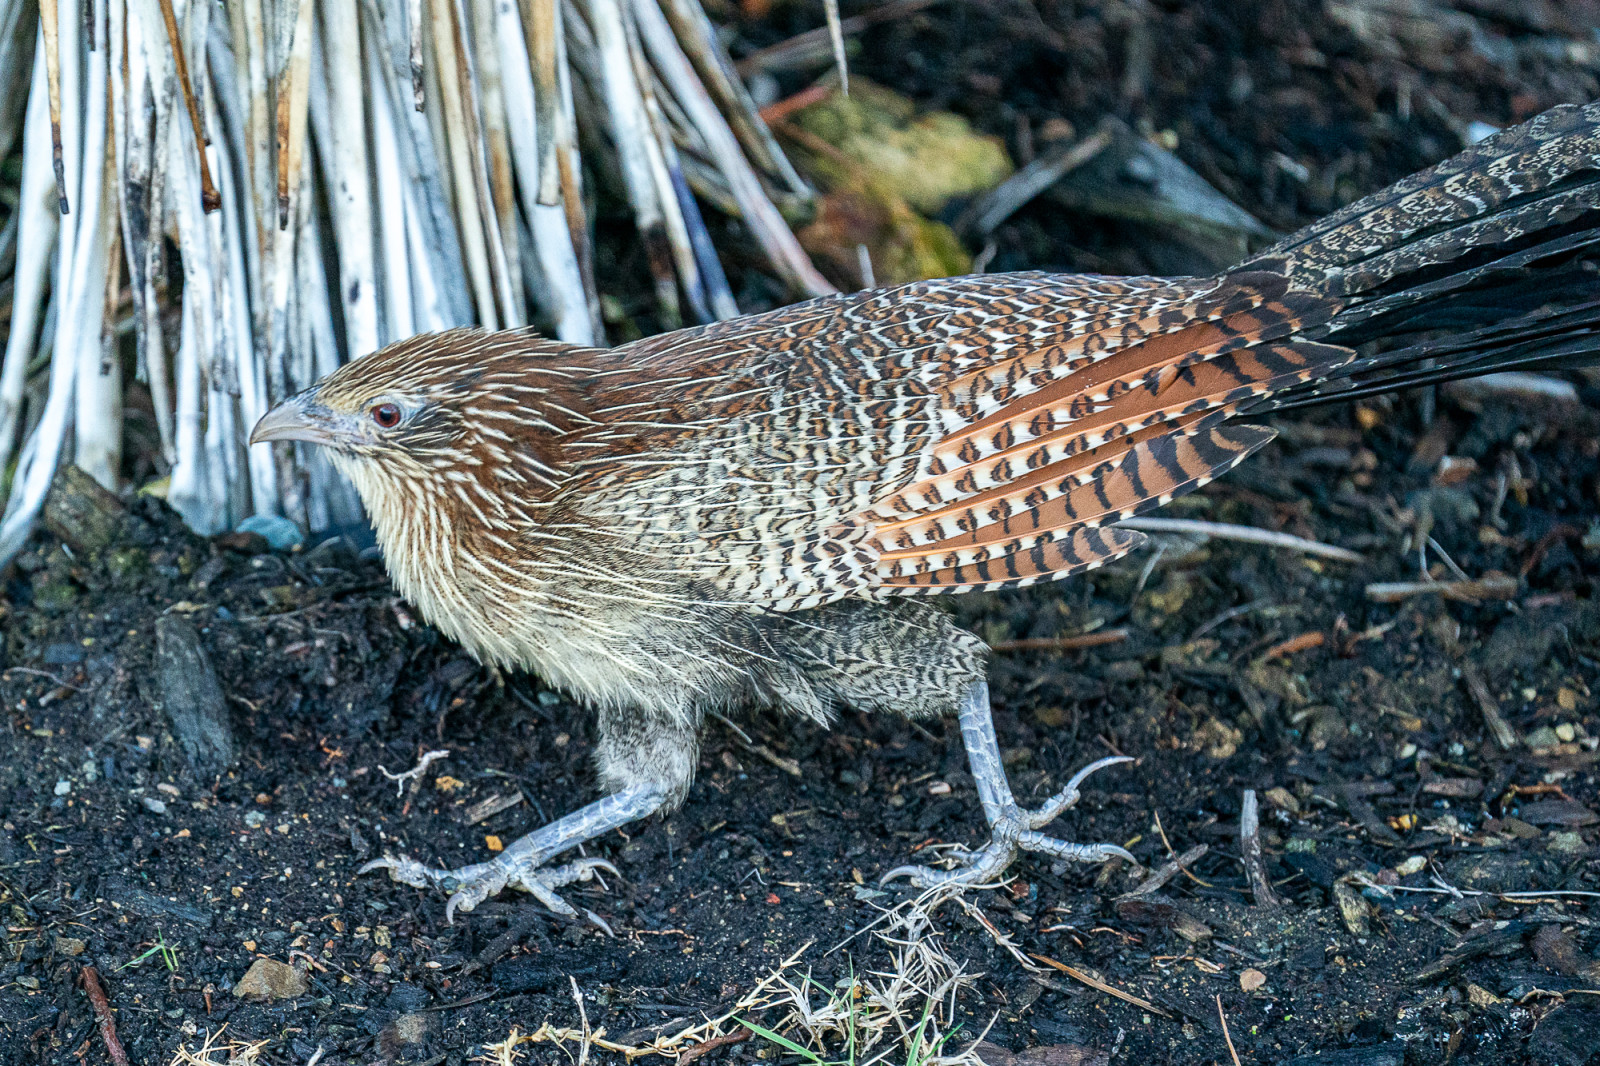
left=253, top=103, right=1600, bottom=921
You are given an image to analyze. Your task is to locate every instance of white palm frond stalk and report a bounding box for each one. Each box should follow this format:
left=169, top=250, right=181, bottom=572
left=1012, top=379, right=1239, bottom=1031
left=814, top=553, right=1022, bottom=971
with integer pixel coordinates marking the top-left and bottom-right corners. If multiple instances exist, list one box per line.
left=0, top=0, right=827, bottom=563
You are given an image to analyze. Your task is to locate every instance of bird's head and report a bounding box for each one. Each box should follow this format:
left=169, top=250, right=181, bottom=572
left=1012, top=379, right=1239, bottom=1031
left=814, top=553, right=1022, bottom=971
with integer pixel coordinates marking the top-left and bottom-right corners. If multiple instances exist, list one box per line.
left=251, top=332, right=478, bottom=466
left=250, top=329, right=594, bottom=515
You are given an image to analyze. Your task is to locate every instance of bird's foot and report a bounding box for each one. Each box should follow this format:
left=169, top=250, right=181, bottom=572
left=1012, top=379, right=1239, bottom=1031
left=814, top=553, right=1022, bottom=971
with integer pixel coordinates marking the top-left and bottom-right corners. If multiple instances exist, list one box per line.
left=361, top=852, right=618, bottom=923
left=881, top=755, right=1135, bottom=888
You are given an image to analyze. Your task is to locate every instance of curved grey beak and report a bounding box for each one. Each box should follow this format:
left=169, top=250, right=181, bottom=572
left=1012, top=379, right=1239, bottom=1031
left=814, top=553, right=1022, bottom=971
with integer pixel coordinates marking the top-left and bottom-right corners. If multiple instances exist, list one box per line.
left=250, top=393, right=337, bottom=447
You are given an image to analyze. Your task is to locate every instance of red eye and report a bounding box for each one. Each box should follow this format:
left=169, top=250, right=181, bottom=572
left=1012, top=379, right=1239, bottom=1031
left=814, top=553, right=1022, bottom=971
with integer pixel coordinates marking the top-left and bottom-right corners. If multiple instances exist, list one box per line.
left=371, top=403, right=402, bottom=428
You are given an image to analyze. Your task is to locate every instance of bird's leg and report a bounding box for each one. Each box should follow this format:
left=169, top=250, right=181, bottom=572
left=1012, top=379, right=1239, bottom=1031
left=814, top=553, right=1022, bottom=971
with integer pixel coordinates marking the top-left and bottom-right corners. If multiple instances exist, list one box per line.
left=362, top=784, right=667, bottom=922
left=882, top=680, right=1134, bottom=887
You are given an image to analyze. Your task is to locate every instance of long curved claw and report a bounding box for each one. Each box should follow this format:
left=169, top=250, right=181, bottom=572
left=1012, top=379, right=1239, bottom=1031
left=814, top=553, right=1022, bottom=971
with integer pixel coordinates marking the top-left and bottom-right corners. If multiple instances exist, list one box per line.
left=1028, top=756, right=1134, bottom=828
left=881, top=753, right=1135, bottom=890
left=880, top=842, right=1013, bottom=887
left=360, top=852, right=478, bottom=892
left=1014, top=830, right=1135, bottom=864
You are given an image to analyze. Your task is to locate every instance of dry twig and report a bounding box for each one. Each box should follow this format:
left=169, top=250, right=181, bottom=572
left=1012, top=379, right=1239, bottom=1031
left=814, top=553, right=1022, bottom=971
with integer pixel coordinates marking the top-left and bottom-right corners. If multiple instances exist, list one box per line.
left=1239, top=790, right=1280, bottom=909
left=80, top=966, right=130, bottom=1066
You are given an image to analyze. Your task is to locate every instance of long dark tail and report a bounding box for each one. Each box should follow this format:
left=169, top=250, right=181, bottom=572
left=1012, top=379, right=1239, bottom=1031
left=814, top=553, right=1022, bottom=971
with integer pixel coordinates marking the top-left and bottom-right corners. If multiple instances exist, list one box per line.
left=1236, top=102, right=1600, bottom=412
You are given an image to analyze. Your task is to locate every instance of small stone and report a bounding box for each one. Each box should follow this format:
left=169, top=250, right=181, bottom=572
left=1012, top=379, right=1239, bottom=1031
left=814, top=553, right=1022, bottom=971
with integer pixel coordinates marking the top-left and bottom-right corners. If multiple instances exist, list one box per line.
left=377, top=1013, right=430, bottom=1060
left=1263, top=787, right=1300, bottom=815
left=1466, top=983, right=1504, bottom=1007
left=244, top=810, right=266, bottom=828
left=54, top=937, right=87, bottom=956
left=1196, top=717, right=1243, bottom=759
left=1554, top=723, right=1577, bottom=743
left=1239, top=968, right=1267, bottom=991
left=1525, top=726, right=1562, bottom=749
left=1547, top=831, right=1589, bottom=857
left=16, top=976, right=39, bottom=990
left=1393, top=855, right=1427, bottom=877
left=53, top=779, right=71, bottom=797
left=1557, top=688, right=1579, bottom=712
left=232, top=958, right=307, bottom=1001
left=141, top=796, right=167, bottom=815
left=235, top=514, right=304, bottom=551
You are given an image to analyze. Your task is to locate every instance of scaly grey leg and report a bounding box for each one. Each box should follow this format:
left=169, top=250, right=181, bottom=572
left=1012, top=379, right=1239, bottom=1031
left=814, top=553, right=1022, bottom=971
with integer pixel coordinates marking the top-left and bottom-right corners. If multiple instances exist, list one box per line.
left=363, top=784, right=667, bottom=922
left=882, top=681, right=1134, bottom=887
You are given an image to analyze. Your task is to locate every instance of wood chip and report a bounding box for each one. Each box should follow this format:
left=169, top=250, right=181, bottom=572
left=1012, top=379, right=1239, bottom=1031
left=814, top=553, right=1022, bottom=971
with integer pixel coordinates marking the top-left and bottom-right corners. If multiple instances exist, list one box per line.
left=1240, top=790, right=1281, bottom=909
left=1461, top=662, right=1517, bottom=751
left=463, top=791, right=524, bottom=825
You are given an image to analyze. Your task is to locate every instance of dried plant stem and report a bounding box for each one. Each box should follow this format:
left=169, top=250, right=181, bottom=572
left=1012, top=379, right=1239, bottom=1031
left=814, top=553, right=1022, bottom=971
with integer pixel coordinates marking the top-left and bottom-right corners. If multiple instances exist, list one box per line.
left=154, top=0, right=218, bottom=211
left=428, top=0, right=500, bottom=327
left=581, top=0, right=682, bottom=323
left=39, top=0, right=67, bottom=212
left=656, top=0, right=809, bottom=199
left=498, top=0, right=593, bottom=340
left=1117, top=516, right=1364, bottom=562
left=312, top=0, right=380, bottom=357
left=631, top=0, right=831, bottom=297
left=0, top=39, right=61, bottom=477
left=274, top=0, right=313, bottom=230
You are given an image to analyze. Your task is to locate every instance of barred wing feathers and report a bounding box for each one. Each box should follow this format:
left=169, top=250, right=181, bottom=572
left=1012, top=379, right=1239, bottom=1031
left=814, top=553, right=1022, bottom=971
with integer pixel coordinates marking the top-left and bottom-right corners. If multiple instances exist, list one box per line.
left=588, top=271, right=1348, bottom=608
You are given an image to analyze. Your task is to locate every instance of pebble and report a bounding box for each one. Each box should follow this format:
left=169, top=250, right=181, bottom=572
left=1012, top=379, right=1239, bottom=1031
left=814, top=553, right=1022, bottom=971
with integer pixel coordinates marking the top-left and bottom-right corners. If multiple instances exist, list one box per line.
left=1525, top=726, right=1562, bottom=749
left=53, top=779, right=71, bottom=797
left=1547, top=831, right=1589, bottom=857
left=1393, top=855, right=1427, bottom=877
left=141, top=796, right=167, bottom=815
left=236, top=514, right=304, bottom=551
left=244, top=810, right=267, bottom=828
left=233, top=958, right=307, bottom=1001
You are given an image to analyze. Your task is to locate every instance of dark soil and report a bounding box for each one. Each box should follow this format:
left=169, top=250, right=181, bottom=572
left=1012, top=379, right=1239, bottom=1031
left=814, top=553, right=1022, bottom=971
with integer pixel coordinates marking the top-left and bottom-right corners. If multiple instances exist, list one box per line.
left=4, top=2, right=1600, bottom=1065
